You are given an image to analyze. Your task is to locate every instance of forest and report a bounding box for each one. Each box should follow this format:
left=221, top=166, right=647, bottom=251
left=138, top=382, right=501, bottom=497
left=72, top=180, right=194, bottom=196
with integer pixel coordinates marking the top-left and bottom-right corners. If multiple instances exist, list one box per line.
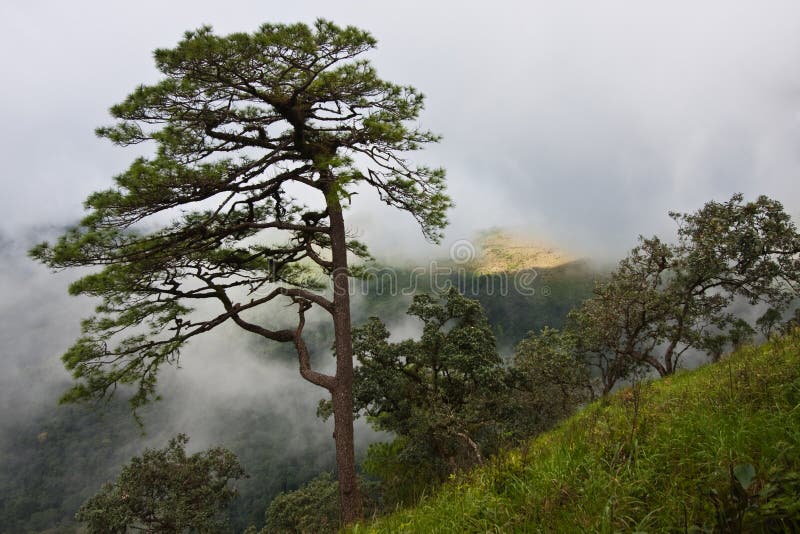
left=3, top=11, right=800, bottom=534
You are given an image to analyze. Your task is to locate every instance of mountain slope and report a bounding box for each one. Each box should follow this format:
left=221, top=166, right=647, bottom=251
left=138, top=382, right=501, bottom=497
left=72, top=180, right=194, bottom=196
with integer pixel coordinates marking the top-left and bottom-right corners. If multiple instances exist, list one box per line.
left=350, top=332, right=800, bottom=532
left=468, top=230, right=576, bottom=274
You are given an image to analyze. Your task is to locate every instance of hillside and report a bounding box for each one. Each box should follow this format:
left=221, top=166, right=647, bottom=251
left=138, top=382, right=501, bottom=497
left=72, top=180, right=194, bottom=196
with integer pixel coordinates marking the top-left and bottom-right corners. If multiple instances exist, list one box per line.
left=350, top=332, right=800, bottom=532
left=392, top=229, right=597, bottom=348
left=468, top=230, right=576, bottom=274
left=456, top=229, right=596, bottom=347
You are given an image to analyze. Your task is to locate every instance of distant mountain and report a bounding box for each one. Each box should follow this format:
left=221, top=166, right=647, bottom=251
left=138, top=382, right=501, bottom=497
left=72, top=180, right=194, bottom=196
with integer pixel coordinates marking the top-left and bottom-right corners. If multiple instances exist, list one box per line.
left=467, top=230, right=577, bottom=274
left=433, top=229, right=599, bottom=349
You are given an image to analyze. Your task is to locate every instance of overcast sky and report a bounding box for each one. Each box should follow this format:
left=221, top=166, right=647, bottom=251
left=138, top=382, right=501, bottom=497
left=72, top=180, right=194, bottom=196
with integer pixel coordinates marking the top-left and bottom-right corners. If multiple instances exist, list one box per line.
left=2, top=1, right=800, bottom=259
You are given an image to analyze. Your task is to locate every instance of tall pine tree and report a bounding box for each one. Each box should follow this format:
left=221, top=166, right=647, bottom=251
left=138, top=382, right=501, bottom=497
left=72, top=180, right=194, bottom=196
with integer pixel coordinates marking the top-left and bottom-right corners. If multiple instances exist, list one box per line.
left=31, top=20, right=449, bottom=522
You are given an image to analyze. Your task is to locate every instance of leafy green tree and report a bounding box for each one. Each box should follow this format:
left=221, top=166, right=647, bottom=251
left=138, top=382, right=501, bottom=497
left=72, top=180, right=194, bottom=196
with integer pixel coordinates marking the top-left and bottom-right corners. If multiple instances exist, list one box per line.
left=569, top=194, right=800, bottom=393
left=507, top=327, right=592, bottom=437
left=76, top=434, right=245, bottom=533
left=347, top=292, right=591, bottom=505
left=344, top=289, right=506, bottom=500
left=30, top=20, right=449, bottom=522
left=568, top=236, right=682, bottom=394
left=262, top=473, right=340, bottom=534
left=254, top=472, right=381, bottom=534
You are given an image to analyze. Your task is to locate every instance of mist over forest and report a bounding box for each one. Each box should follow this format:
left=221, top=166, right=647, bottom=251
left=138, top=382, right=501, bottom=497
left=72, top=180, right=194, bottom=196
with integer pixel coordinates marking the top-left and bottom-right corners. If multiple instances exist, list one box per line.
left=2, top=2, right=800, bottom=532
left=0, top=224, right=596, bottom=530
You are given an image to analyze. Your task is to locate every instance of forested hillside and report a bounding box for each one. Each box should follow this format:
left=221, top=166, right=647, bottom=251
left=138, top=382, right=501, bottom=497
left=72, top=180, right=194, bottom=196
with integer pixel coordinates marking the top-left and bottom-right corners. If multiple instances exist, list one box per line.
left=351, top=331, right=800, bottom=532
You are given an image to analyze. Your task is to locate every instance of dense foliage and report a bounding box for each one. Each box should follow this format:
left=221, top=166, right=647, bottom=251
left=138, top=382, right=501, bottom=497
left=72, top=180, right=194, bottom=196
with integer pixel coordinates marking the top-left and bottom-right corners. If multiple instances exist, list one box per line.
left=355, top=291, right=504, bottom=458
left=326, top=289, right=588, bottom=511
left=540, top=194, right=800, bottom=394
left=249, top=473, right=381, bottom=534
left=261, top=473, right=341, bottom=534
left=0, top=267, right=594, bottom=532
left=0, top=402, right=145, bottom=533
left=0, top=395, right=342, bottom=533
left=14, top=16, right=798, bottom=528
left=506, top=327, right=592, bottom=439
left=274, top=194, right=800, bottom=529
left=349, top=290, right=506, bottom=502
left=14, top=192, right=799, bottom=531
left=77, top=434, right=245, bottom=533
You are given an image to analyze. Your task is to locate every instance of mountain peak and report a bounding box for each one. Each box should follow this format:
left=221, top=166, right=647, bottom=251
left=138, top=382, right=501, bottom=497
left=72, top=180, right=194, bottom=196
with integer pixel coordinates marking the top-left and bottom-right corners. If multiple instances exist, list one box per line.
left=466, top=229, right=575, bottom=274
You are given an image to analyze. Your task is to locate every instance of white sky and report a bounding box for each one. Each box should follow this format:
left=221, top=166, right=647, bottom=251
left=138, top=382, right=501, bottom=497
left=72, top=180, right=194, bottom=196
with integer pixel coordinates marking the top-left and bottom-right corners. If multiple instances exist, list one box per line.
left=2, top=1, right=800, bottom=259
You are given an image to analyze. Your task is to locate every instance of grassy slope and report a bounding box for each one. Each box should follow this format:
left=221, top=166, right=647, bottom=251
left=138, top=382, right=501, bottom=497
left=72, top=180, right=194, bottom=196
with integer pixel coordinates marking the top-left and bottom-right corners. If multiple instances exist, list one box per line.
left=350, top=333, right=800, bottom=533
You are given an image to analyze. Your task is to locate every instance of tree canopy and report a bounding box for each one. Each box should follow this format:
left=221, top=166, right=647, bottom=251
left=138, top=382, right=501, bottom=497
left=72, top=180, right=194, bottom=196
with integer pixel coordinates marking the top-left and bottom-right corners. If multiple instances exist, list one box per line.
left=76, top=434, right=245, bottom=533
left=333, top=289, right=590, bottom=506
left=567, top=194, right=800, bottom=393
left=351, top=289, right=505, bottom=470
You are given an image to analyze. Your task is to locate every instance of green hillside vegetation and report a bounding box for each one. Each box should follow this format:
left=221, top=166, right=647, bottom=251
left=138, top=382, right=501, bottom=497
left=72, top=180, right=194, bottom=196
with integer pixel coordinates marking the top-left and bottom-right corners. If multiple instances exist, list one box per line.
left=14, top=193, right=799, bottom=531
left=350, top=332, right=800, bottom=533
left=0, top=396, right=339, bottom=532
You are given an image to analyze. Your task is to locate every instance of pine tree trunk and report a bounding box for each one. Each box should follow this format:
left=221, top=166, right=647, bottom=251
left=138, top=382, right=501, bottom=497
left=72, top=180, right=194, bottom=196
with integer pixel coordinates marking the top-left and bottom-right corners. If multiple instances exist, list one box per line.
left=327, top=190, right=363, bottom=524
left=331, top=385, right=362, bottom=524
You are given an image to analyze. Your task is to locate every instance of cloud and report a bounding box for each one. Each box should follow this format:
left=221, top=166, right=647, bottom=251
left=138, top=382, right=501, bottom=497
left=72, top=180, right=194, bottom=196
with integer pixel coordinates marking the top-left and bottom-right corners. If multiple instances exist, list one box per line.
left=2, top=0, right=799, bottom=434
left=3, top=0, right=799, bottom=427
left=3, top=2, right=800, bottom=262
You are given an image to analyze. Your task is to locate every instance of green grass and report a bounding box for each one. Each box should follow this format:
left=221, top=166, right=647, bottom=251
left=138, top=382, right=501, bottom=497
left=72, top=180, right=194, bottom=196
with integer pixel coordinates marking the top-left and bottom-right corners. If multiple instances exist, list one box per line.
left=349, top=333, right=800, bottom=533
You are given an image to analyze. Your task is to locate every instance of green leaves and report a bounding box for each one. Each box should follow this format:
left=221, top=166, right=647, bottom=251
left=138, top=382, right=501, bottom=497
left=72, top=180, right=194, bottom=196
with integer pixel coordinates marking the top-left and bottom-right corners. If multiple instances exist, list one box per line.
left=565, top=194, right=800, bottom=394
left=674, top=194, right=800, bottom=305
left=506, top=327, right=592, bottom=440
left=733, top=463, right=756, bottom=491
left=31, top=19, right=449, bottom=526
left=264, top=472, right=341, bottom=534
left=76, top=434, right=246, bottom=533
left=351, top=289, right=505, bottom=494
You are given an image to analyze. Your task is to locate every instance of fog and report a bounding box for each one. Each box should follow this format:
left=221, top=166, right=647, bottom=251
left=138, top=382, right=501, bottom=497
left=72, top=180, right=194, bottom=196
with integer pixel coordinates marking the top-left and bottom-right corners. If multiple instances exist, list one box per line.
left=0, top=225, right=386, bottom=440
left=0, top=227, right=386, bottom=529
left=2, top=2, right=799, bottom=259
